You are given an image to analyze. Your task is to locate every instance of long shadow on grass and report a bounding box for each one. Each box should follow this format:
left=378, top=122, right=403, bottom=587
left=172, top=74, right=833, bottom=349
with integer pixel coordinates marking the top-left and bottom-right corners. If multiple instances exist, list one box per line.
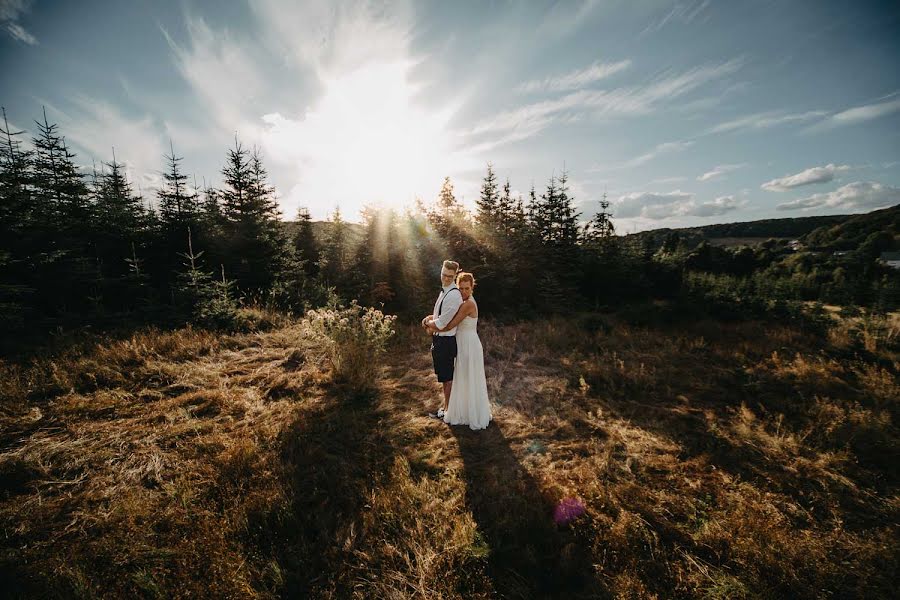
left=450, top=421, right=608, bottom=599
left=266, top=385, right=398, bottom=597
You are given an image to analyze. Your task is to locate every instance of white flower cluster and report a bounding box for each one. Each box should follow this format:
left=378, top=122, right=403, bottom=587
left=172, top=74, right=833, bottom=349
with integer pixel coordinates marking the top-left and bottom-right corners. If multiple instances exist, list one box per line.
left=302, top=302, right=397, bottom=386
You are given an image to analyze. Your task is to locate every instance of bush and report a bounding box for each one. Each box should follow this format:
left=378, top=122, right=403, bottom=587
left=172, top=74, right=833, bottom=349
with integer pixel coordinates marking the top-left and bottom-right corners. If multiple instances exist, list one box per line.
left=303, top=302, right=397, bottom=392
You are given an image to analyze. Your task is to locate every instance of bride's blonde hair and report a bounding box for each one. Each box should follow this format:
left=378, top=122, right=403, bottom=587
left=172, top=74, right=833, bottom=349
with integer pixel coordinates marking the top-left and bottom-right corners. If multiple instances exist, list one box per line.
left=456, top=272, right=475, bottom=287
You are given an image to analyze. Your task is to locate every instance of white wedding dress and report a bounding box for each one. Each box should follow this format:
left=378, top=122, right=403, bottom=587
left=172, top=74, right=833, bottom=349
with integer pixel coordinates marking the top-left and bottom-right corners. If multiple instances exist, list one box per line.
left=444, top=301, right=492, bottom=430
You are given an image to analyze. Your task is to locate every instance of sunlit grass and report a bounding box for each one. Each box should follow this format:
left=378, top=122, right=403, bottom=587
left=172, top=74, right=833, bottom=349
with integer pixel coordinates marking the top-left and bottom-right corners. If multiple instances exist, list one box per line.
left=1, top=308, right=897, bottom=597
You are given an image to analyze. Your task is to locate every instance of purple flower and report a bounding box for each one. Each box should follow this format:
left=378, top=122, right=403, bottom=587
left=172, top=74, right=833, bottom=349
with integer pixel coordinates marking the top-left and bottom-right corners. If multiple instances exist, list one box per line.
left=553, top=497, right=586, bottom=526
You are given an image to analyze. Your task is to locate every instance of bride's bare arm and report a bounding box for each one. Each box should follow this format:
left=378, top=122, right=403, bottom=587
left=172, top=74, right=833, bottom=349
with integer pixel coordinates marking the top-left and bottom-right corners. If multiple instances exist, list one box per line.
left=432, top=300, right=473, bottom=332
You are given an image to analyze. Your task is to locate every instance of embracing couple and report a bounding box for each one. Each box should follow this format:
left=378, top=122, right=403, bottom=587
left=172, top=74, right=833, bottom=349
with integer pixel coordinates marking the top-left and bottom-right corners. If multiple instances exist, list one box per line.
left=421, top=260, right=492, bottom=430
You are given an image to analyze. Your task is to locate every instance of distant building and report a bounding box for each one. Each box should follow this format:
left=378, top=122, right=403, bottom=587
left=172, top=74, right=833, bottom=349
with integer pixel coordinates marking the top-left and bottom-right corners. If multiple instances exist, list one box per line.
left=879, top=251, right=900, bottom=269
left=788, top=239, right=802, bottom=251
left=833, top=251, right=850, bottom=257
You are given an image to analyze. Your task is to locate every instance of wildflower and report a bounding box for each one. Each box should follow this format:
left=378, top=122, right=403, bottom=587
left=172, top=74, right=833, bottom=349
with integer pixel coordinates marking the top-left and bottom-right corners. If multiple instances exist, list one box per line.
left=553, top=497, right=586, bottom=526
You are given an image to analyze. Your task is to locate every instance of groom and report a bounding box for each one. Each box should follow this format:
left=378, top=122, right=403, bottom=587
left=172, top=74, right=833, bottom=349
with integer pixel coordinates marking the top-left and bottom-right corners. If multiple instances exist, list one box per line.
left=422, top=260, right=462, bottom=419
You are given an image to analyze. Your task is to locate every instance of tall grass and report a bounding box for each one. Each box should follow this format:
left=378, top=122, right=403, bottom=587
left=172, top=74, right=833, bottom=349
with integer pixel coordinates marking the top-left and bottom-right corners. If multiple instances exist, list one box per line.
left=0, top=307, right=897, bottom=598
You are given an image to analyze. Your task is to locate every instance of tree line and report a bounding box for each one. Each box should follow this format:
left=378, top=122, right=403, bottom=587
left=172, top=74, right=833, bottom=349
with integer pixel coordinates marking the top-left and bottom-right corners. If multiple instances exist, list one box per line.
left=2, top=105, right=896, bottom=348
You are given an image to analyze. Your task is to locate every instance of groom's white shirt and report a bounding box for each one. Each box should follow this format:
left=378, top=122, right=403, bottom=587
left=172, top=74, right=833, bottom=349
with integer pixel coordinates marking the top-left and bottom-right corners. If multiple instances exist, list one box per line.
left=432, top=283, right=462, bottom=336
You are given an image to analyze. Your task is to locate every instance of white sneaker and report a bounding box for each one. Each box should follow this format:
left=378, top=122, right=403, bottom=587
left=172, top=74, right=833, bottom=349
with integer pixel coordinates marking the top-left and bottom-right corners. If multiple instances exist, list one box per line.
left=429, top=408, right=446, bottom=419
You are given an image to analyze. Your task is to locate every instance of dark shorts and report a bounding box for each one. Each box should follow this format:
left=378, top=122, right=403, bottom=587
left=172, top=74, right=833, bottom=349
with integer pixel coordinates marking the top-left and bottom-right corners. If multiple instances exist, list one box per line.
left=431, top=335, right=457, bottom=383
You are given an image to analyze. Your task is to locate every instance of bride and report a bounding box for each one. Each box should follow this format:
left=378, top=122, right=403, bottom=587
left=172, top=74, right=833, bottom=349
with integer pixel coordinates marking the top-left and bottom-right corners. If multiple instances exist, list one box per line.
left=427, top=272, right=492, bottom=430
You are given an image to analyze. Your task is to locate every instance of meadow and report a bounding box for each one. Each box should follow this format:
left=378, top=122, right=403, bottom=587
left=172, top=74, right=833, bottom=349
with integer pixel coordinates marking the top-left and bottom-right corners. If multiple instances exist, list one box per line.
left=1, top=306, right=898, bottom=599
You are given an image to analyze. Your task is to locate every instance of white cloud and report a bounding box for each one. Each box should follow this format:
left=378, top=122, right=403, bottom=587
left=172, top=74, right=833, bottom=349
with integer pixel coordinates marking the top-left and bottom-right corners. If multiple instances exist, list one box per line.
left=468, top=58, right=743, bottom=149
left=648, top=175, right=689, bottom=185
left=1, top=0, right=36, bottom=44
left=619, top=140, right=693, bottom=169
left=640, top=0, right=711, bottom=36
left=613, top=190, right=691, bottom=219
left=776, top=181, right=899, bottom=212
left=160, top=15, right=266, bottom=143
left=613, top=190, right=742, bottom=220
left=52, top=97, right=167, bottom=196
left=761, top=163, right=852, bottom=191
left=516, top=60, right=631, bottom=94
left=536, top=0, right=605, bottom=38
left=709, top=109, right=827, bottom=134
left=697, top=163, right=745, bottom=181
left=810, top=96, right=900, bottom=131
left=687, top=195, right=741, bottom=216
left=248, top=0, right=414, bottom=78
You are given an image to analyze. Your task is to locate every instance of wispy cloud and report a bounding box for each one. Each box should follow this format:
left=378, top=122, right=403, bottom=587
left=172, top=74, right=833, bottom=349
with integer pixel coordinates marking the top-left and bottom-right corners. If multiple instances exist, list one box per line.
left=761, top=163, right=852, bottom=191
left=468, top=58, right=743, bottom=150
left=536, top=0, right=604, bottom=38
left=1, top=0, right=36, bottom=45
left=516, top=60, right=631, bottom=94
left=640, top=0, right=711, bottom=37
left=248, top=0, right=414, bottom=78
left=708, top=109, right=827, bottom=134
left=160, top=15, right=266, bottom=142
left=697, top=163, right=745, bottom=181
left=47, top=96, right=167, bottom=194
left=776, top=181, right=899, bottom=212
left=808, top=95, right=900, bottom=132
left=614, top=140, right=693, bottom=169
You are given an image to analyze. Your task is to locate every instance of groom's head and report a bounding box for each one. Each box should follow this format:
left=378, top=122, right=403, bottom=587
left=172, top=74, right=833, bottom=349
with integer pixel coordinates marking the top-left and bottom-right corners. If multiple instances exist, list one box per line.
left=440, top=260, right=459, bottom=287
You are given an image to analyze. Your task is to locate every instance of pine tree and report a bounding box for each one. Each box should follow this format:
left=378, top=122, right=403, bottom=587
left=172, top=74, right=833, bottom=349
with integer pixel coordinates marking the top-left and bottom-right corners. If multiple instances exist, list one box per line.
left=582, top=191, right=615, bottom=244
left=0, top=107, right=34, bottom=333
left=29, top=108, right=96, bottom=317
left=497, top=178, right=515, bottom=238
left=476, top=162, right=500, bottom=238
left=220, top=137, right=253, bottom=222
left=0, top=107, right=32, bottom=233
left=218, top=142, right=292, bottom=298
left=427, top=176, right=479, bottom=276
left=157, top=141, right=198, bottom=228
left=175, top=227, right=237, bottom=328
left=320, top=206, right=350, bottom=293
left=552, top=168, right=581, bottom=247
left=294, top=206, right=320, bottom=277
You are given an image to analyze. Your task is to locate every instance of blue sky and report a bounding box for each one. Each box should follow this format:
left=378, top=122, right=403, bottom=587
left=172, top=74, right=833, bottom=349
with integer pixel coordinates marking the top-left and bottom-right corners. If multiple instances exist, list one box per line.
left=2, top=0, right=899, bottom=232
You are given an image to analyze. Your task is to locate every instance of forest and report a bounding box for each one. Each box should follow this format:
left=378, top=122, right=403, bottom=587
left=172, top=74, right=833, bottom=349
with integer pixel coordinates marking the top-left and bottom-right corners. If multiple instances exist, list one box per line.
left=2, top=107, right=898, bottom=352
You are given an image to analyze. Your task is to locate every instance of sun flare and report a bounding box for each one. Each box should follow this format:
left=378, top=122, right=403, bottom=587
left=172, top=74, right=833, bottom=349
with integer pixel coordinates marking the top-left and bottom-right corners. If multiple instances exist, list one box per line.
left=263, top=61, right=463, bottom=219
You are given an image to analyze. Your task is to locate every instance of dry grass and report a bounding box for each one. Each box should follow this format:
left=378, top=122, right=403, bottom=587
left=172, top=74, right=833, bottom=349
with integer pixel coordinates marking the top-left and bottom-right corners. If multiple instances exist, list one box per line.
left=1, top=309, right=898, bottom=598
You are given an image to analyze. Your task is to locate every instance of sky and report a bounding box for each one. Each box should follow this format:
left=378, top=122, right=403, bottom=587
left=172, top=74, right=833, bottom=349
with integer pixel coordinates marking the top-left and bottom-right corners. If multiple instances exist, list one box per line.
left=1, top=0, right=899, bottom=232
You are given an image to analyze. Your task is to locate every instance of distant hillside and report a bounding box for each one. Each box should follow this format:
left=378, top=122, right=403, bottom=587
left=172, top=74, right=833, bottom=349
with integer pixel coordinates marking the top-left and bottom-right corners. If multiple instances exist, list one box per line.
left=801, top=203, right=900, bottom=251
left=626, top=212, right=865, bottom=252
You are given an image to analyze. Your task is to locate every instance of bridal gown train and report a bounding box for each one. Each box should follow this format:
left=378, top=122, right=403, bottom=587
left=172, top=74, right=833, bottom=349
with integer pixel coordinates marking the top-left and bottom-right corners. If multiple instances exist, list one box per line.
left=444, top=306, right=492, bottom=430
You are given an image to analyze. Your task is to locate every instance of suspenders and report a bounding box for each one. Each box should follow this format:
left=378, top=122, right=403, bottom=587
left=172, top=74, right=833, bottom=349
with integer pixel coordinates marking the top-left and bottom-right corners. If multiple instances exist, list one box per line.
left=437, top=287, right=461, bottom=317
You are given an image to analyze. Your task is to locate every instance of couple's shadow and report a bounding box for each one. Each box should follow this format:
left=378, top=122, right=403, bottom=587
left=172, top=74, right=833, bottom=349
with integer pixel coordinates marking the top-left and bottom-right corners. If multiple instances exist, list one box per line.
left=449, top=420, right=607, bottom=599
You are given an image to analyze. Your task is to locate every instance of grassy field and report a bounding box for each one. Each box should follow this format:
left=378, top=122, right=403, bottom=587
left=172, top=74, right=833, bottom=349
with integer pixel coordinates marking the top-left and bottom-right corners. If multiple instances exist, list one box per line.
left=1, top=308, right=898, bottom=598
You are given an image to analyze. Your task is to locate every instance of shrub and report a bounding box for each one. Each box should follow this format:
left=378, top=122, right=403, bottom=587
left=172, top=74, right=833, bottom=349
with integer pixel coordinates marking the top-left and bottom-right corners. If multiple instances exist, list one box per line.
left=303, top=302, right=397, bottom=392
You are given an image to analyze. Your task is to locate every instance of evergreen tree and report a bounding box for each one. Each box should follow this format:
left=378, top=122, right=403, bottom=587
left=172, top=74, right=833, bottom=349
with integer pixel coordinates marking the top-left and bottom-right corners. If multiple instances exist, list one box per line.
left=175, top=227, right=238, bottom=328
left=320, top=206, right=351, bottom=294
left=29, top=108, right=96, bottom=317
left=476, top=162, right=500, bottom=238
left=157, top=141, right=198, bottom=228
left=218, top=143, right=292, bottom=298
left=582, top=191, right=615, bottom=244
left=428, top=176, right=477, bottom=269
left=294, top=206, right=320, bottom=277
left=0, top=107, right=34, bottom=333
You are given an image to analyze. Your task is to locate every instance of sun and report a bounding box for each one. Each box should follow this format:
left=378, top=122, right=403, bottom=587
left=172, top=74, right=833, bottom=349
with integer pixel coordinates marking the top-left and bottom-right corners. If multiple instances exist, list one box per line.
left=263, top=60, right=464, bottom=219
